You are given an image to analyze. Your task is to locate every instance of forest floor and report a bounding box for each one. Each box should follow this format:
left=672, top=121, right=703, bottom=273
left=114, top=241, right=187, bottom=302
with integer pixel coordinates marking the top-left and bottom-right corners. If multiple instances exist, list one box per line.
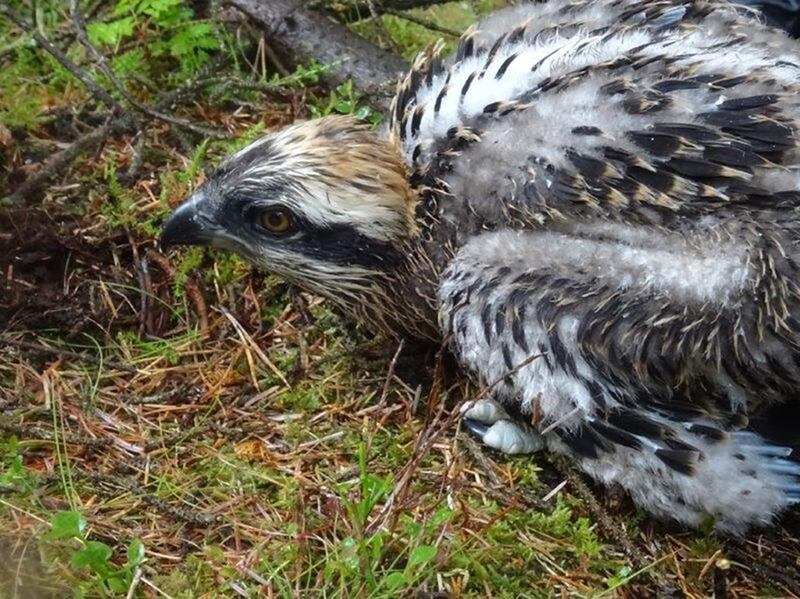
left=1, top=1, right=800, bottom=597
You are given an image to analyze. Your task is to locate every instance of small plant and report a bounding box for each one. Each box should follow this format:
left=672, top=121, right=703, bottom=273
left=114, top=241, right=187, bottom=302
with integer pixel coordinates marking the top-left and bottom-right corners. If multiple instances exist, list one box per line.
left=309, top=80, right=382, bottom=125
left=88, top=0, right=220, bottom=79
left=0, top=436, right=37, bottom=493
left=605, top=564, right=634, bottom=591
left=322, top=443, right=450, bottom=595
left=44, top=510, right=145, bottom=596
left=115, top=330, right=182, bottom=365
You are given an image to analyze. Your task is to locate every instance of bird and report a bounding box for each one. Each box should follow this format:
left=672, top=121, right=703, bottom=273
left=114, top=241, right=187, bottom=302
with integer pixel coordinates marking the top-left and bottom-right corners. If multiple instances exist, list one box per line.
left=161, top=0, right=800, bottom=533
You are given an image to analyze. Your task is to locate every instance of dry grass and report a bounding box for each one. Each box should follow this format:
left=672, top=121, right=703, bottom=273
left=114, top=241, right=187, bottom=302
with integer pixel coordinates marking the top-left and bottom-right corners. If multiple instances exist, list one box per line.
left=2, top=1, right=800, bottom=597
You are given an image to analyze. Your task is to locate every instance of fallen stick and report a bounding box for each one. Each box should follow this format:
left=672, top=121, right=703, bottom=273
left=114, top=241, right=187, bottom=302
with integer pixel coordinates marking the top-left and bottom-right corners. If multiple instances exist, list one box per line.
left=224, top=0, right=409, bottom=112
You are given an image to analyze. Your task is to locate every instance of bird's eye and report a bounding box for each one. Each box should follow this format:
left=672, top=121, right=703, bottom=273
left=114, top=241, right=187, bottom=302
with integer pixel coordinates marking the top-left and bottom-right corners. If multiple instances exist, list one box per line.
left=259, top=209, right=293, bottom=234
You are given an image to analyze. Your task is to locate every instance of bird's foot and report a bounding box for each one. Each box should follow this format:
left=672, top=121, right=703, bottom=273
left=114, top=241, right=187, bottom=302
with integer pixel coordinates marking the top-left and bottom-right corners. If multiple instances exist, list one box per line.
left=461, top=398, right=545, bottom=454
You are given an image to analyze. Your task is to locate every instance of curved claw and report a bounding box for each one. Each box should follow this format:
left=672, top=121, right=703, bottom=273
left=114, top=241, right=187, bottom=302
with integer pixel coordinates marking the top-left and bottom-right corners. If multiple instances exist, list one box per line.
left=462, top=417, right=490, bottom=439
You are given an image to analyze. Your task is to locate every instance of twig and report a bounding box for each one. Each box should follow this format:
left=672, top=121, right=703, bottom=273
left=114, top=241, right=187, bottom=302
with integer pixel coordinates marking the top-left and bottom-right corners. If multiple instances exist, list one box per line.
left=713, top=558, right=729, bottom=599
left=727, top=546, right=800, bottom=594
left=1, top=337, right=139, bottom=374
left=69, top=0, right=229, bottom=140
left=0, top=3, right=125, bottom=114
left=85, top=0, right=110, bottom=20
left=225, top=0, right=408, bottom=112
left=125, top=567, right=144, bottom=599
left=551, top=454, right=656, bottom=576
left=458, top=431, right=504, bottom=488
left=378, top=339, right=405, bottom=406
left=146, top=249, right=210, bottom=337
left=127, top=229, right=155, bottom=337
left=317, top=0, right=451, bottom=22
left=123, top=129, right=146, bottom=181
left=219, top=306, right=289, bottom=387
left=261, top=35, right=290, bottom=76
left=155, top=68, right=320, bottom=113
left=150, top=57, right=233, bottom=110
left=50, top=469, right=215, bottom=525
left=0, top=422, right=112, bottom=448
left=539, top=405, right=582, bottom=435
left=128, top=95, right=230, bottom=140
left=381, top=7, right=462, bottom=36
left=366, top=0, right=402, bottom=54
left=139, top=577, right=175, bottom=599
left=69, top=0, right=141, bottom=124
left=3, top=116, right=129, bottom=204
left=0, top=5, right=141, bottom=204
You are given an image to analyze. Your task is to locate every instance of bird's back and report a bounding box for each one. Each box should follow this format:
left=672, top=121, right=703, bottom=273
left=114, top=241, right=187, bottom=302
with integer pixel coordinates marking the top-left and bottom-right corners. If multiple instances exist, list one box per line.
left=389, top=0, right=800, bottom=260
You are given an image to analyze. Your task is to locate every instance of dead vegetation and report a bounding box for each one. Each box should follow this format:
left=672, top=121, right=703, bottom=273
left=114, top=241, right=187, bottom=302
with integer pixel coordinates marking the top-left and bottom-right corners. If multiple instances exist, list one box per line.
left=1, top=1, right=800, bottom=597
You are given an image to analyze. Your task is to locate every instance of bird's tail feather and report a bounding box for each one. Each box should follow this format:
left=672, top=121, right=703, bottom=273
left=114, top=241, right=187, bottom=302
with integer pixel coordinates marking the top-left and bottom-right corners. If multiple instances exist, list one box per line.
left=549, top=414, right=800, bottom=533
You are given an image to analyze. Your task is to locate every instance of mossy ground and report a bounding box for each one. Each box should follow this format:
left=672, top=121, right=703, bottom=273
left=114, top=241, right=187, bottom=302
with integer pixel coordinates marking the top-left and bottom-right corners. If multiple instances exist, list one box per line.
left=1, top=1, right=799, bottom=597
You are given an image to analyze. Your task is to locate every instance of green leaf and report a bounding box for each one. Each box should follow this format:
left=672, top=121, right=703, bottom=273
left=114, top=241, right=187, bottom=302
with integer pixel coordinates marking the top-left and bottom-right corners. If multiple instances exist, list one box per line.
left=1, top=435, right=20, bottom=456
left=1, top=455, right=25, bottom=485
left=139, top=0, right=187, bottom=25
left=354, top=106, right=372, bottom=121
left=339, top=537, right=359, bottom=570
left=111, top=49, right=146, bottom=77
left=334, top=100, right=354, bottom=113
left=606, top=565, right=633, bottom=589
left=407, top=545, right=437, bottom=569
left=107, top=574, right=130, bottom=593
left=168, top=23, right=219, bottom=56
left=113, top=0, right=140, bottom=17
left=126, top=539, right=145, bottom=567
left=45, top=511, right=86, bottom=540
left=430, top=507, right=454, bottom=527
left=369, top=531, right=385, bottom=562
left=383, top=571, right=406, bottom=591
left=71, top=540, right=112, bottom=571
left=87, top=17, right=136, bottom=46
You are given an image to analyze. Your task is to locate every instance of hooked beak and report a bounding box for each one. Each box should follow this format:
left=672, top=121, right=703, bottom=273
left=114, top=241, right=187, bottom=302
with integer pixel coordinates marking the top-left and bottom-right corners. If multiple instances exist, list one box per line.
left=160, top=191, right=214, bottom=251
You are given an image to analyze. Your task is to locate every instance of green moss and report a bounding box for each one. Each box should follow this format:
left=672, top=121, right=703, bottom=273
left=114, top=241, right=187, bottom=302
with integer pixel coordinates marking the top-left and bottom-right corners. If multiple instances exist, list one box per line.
left=114, top=330, right=184, bottom=365
left=351, top=1, right=508, bottom=60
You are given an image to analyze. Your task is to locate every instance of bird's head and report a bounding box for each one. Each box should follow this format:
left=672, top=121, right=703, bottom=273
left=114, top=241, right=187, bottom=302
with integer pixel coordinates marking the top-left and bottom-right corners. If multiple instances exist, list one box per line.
left=160, top=116, right=418, bottom=300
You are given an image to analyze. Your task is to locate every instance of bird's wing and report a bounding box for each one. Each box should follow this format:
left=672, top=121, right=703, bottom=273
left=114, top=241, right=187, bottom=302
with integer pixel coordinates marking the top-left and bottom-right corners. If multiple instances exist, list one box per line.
left=391, top=0, right=800, bottom=233
left=439, top=228, right=800, bottom=531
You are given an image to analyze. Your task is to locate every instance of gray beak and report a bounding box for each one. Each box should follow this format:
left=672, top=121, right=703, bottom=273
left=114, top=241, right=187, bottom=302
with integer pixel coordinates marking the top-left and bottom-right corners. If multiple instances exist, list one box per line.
left=160, top=191, right=213, bottom=250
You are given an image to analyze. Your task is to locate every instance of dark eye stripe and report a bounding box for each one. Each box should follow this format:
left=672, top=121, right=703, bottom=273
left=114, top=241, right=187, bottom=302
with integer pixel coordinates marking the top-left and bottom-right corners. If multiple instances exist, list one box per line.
left=285, top=224, right=403, bottom=269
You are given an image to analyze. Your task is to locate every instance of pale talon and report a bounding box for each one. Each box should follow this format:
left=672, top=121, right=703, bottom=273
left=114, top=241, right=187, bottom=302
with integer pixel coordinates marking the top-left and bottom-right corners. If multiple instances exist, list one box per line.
left=461, top=398, right=509, bottom=424
left=483, top=420, right=545, bottom=455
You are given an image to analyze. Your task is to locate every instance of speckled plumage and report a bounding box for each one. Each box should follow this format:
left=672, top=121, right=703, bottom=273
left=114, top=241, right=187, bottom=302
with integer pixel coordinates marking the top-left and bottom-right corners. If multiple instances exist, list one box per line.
left=162, top=0, right=800, bottom=532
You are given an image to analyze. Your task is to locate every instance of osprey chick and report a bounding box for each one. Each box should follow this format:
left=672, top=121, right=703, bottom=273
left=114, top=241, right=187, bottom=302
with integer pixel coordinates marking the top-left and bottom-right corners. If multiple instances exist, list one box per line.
left=162, top=0, right=800, bottom=532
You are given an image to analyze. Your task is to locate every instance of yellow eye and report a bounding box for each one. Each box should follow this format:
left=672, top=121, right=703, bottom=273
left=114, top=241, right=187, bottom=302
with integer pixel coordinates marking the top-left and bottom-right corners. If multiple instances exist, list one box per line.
left=260, top=209, right=292, bottom=234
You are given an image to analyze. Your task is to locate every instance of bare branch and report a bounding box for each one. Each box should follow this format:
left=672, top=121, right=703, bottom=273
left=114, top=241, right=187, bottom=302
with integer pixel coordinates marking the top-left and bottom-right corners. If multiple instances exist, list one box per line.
left=366, top=0, right=402, bottom=54
left=2, top=116, right=130, bottom=205
left=0, top=3, right=126, bottom=115
left=380, top=6, right=462, bottom=36
left=316, top=0, right=452, bottom=22
left=224, top=0, right=409, bottom=112
left=1, top=1, right=235, bottom=204
left=69, top=0, right=230, bottom=140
